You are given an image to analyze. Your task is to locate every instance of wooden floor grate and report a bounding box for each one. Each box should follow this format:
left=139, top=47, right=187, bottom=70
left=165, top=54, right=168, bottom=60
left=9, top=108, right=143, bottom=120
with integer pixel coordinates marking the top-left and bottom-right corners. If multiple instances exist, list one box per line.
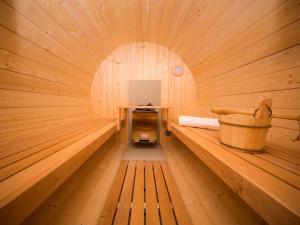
left=98, top=160, right=193, bottom=225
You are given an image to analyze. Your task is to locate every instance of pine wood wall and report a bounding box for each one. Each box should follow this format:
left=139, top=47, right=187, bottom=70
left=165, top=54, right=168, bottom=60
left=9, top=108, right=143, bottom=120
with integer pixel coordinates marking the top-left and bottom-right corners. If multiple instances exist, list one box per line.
left=91, top=42, right=196, bottom=119
left=191, top=0, right=300, bottom=161
left=0, top=0, right=97, bottom=145
left=0, top=0, right=299, bottom=160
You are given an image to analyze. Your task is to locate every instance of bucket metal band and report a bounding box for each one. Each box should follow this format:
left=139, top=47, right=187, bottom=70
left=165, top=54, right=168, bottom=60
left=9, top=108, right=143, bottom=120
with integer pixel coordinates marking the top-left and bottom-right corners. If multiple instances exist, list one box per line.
left=220, top=141, right=264, bottom=153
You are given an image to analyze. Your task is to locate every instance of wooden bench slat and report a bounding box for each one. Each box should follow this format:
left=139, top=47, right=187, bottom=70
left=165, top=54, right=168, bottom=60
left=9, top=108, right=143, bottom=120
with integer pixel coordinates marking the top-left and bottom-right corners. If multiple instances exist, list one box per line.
left=0, top=117, right=104, bottom=157
left=130, top=161, right=145, bottom=225
left=257, top=153, right=300, bottom=176
left=0, top=120, right=111, bottom=181
left=98, top=160, right=129, bottom=225
left=0, top=119, right=107, bottom=165
left=161, top=161, right=193, bottom=225
left=193, top=128, right=300, bottom=174
left=114, top=161, right=136, bottom=225
left=189, top=127, right=300, bottom=190
left=153, top=162, right=176, bottom=225
left=0, top=120, right=117, bottom=225
left=171, top=121, right=300, bottom=225
left=145, top=161, right=160, bottom=225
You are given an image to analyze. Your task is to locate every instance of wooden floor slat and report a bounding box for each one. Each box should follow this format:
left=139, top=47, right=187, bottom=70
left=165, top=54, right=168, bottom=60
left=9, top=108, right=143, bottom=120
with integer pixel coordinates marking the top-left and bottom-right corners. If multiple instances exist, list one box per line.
left=114, top=161, right=136, bottom=225
left=161, top=161, right=194, bottom=225
left=98, top=161, right=129, bottom=225
left=100, top=160, right=192, bottom=225
left=131, top=161, right=145, bottom=225
left=153, top=162, right=177, bottom=225
left=145, top=161, right=160, bottom=225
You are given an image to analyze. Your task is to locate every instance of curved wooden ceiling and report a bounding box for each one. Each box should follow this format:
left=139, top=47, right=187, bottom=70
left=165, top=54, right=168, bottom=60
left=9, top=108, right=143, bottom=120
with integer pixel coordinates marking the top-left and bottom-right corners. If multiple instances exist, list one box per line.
left=12, top=0, right=255, bottom=76
left=2, top=0, right=297, bottom=84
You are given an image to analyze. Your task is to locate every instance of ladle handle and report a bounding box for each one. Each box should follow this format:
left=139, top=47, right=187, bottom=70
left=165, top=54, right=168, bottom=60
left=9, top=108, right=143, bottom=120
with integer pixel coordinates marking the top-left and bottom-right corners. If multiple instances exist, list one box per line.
left=211, top=107, right=252, bottom=115
left=211, top=107, right=300, bottom=121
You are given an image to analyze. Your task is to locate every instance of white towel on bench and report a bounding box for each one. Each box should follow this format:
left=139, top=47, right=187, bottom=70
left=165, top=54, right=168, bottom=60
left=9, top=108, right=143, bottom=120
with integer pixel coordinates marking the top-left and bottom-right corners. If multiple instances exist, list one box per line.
left=178, top=115, right=220, bottom=130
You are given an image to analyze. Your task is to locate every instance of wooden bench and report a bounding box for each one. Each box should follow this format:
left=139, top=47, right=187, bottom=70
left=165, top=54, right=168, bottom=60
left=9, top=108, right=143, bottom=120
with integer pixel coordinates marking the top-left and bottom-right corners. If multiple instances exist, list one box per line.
left=171, top=121, right=300, bottom=225
left=0, top=117, right=117, bottom=225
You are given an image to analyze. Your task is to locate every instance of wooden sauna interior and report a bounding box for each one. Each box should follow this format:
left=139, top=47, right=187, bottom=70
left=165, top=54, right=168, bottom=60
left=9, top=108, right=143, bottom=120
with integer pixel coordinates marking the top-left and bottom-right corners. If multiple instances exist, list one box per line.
left=0, top=0, right=300, bottom=225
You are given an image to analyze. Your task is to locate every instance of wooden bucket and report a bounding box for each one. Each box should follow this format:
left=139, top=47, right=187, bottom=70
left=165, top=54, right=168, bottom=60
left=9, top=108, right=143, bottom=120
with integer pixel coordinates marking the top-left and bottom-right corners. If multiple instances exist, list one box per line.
left=212, top=99, right=273, bottom=152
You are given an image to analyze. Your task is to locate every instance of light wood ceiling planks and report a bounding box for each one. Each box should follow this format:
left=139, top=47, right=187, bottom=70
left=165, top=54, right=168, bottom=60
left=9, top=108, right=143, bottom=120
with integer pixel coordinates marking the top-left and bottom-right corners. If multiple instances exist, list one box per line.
left=4, top=0, right=299, bottom=78
left=7, top=0, right=264, bottom=76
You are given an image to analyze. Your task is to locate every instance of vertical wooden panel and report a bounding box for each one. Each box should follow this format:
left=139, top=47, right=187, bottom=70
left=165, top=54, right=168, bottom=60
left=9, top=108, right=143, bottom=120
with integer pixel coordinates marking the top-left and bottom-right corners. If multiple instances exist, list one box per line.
left=91, top=42, right=196, bottom=120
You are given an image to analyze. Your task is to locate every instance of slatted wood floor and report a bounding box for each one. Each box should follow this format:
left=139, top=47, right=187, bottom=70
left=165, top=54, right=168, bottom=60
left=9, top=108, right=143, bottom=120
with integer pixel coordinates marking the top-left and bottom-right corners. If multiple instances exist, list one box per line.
left=98, top=160, right=192, bottom=225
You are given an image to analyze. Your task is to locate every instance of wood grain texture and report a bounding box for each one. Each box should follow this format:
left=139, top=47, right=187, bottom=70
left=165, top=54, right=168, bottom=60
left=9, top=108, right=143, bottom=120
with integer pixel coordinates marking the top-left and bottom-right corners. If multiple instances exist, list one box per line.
left=100, top=161, right=191, bottom=225
left=0, top=120, right=117, bottom=225
left=171, top=121, right=300, bottom=225
left=130, top=161, right=144, bottom=225
left=91, top=42, right=196, bottom=120
left=98, top=160, right=129, bottom=225
left=145, top=161, right=160, bottom=225
left=1, top=0, right=299, bottom=158
left=22, top=138, right=126, bottom=225
left=0, top=2, right=299, bottom=224
left=191, top=1, right=300, bottom=155
left=162, top=136, right=266, bottom=225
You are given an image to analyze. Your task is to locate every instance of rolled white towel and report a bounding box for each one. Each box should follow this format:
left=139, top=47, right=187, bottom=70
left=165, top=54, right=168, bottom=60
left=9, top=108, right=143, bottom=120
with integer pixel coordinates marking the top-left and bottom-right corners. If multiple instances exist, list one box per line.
left=178, top=115, right=219, bottom=130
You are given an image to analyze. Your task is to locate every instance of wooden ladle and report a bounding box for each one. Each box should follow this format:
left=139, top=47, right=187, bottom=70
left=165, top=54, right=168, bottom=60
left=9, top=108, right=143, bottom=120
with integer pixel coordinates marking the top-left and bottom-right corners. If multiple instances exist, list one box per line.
left=212, top=106, right=300, bottom=121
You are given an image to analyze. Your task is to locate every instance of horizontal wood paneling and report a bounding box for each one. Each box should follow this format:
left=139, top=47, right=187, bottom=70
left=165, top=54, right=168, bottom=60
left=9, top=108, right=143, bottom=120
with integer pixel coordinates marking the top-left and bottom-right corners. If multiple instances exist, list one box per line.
left=0, top=1, right=94, bottom=75
left=192, top=2, right=300, bottom=158
left=0, top=1, right=298, bottom=223
left=0, top=69, right=89, bottom=97
left=0, top=0, right=96, bottom=172
left=0, top=0, right=298, bottom=181
left=2, top=0, right=99, bottom=68
left=91, top=42, right=196, bottom=120
left=0, top=49, right=90, bottom=91
left=0, top=89, right=89, bottom=108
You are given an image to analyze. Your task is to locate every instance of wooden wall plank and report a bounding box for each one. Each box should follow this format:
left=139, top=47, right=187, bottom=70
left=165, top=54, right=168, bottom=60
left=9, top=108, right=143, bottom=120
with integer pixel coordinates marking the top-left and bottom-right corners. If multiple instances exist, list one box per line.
left=0, top=26, right=91, bottom=84
left=0, top=89, right=90, bottom=108
left=0, top=1, right=94, bottom=75
left=35, top=0, right=104, bottom=60
left=0, top=49, right=90, bottom=91
left=186, top=0, right=286, bottom=67
left=2, top=0, right=99, bottom=69
left=0, top=69, right=89, bottom=98
left=91, top=42, right=196, bottom=119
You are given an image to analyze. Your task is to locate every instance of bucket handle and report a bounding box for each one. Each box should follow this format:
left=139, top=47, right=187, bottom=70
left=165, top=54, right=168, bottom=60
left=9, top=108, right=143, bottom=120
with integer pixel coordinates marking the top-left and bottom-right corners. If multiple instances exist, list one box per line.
left=253, top=105, right=272, bottom=118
